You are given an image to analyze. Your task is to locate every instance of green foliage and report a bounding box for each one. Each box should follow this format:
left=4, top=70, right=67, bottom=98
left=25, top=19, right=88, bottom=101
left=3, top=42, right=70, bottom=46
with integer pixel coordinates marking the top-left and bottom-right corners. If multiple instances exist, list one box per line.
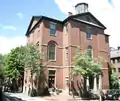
left=110, top=64, right=119, bottom=89
left=23, top=44, right=48, bottom=94
left=0, top=54, right=5, bottom=79
left=23, top=44, right=47, bottom=73
left=4, top=46, right=25, bottom=78
left=72, top=48, right=102, bottom=77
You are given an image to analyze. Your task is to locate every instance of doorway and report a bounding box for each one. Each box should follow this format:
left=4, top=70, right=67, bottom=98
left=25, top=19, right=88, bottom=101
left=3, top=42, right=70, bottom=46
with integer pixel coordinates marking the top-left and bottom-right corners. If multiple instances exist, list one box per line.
left=48, top=70, right=56, bottom=88
left=65, top=77, right=69, bottom=91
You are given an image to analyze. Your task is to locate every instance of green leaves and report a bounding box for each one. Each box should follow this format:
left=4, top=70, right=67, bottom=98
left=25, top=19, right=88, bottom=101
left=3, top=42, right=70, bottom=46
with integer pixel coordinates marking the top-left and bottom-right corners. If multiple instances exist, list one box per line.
left=23, top=44, right=47, bottom=75
left=110, top=64, right=119, bottom=89
left=4, top=46, right=26, bottom=78
left=72, top=48, right=102, bottom=77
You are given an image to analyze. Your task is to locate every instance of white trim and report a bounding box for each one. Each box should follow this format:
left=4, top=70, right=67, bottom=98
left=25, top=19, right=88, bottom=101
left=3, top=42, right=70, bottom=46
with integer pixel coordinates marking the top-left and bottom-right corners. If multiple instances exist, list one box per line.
left=48, top=68, right=57, bottom=70
left=102, top=68, right=108, bottom=70
left=47, top=65, right=72, bottom=68
left=47, top=65, right=108, bottom=70
left=40, top=44, right=80, bottom=48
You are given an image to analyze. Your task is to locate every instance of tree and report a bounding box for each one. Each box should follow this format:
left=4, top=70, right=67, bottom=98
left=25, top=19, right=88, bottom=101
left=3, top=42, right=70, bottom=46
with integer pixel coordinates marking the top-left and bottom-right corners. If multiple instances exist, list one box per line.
left=23, top=44, right=48, bottom=96
left=0, top=54, right=5, bottom=80
left=71, top=48, right=102, bottom=96
left=4, top=46, right=26, bottom=92
left=72, top=48, right=102, bottom=77
left=110, top=64, right=119, bottom=89
left=4, top=46, right=25, bottom=78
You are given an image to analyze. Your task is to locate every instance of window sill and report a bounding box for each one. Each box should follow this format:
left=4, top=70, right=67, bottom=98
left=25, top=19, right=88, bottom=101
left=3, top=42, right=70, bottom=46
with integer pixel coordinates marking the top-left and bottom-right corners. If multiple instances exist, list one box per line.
left=87, top=38, right=92, bottom=40
left=50, top=34, right=57, bottom=37
left=49, top=60, right=56, bottom=62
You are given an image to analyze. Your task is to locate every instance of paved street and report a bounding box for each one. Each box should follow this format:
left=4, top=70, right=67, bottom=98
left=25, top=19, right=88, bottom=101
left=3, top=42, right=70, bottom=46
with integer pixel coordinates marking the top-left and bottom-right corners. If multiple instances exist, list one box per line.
left=3, top=92, right=118, bottom=101
left=4, top=92, right=47, bottom=101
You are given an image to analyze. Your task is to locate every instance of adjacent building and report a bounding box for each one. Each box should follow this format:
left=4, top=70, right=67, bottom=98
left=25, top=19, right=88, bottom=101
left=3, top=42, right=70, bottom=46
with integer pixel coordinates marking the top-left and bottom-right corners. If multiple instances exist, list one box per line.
left=110, top=47, right=120, bottom=76
left=23, top=3, right=110, bottom=93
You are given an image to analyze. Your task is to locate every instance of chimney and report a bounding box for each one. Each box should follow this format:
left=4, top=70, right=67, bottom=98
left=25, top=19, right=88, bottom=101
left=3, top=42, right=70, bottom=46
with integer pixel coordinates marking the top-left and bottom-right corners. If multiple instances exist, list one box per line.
left=68, top=12, right=73, bottom=16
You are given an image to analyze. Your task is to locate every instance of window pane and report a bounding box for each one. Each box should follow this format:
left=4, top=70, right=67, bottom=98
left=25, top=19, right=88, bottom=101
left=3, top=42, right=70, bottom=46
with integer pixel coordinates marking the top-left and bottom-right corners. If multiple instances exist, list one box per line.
left=65, top=47, right=68, bottom=60
left=50, top=44, right=55, bottom=52
left=117, top=58, right=120, bottom=63
left=65, top=23, right=68, bottom=33
left=50, top=23, right=56, bottom=29
left=50, top=29, right=56, bottom=35
left=113, top=68, right=116, bottom=72
left=118, top=68, right=120, bottom=73
left=86, top=27, right=91, bottom=39
left=49, top=70, right=55, bottom=75
left=88, top=49, right=92, bottom=57
left=50, top=23, right=56, bottom=35
left=87, top=45, right=92, bottom=57
left=48, top=43, right=55, bottom=60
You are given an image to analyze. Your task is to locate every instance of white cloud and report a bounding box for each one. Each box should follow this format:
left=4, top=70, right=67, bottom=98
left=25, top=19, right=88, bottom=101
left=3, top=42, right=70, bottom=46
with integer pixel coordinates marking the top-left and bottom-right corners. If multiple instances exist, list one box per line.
left=16, top=12, right=24, bottom=19
left=55, top=0, right=120, bottom=48
left=0, top=36, right=26, bottom=54
left=3, top=25, right=17, bottom=31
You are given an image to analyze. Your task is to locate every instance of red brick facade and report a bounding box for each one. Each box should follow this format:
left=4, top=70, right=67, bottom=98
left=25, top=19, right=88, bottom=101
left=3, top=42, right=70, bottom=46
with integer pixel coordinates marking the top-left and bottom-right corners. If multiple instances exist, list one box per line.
left=23, top=10, right=110, bottom=93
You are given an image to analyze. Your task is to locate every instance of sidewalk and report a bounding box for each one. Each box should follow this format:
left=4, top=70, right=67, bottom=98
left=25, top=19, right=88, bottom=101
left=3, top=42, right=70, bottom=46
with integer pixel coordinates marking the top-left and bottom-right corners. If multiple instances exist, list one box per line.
left=41, top=92, right=98, bottom=101
left=41, top=93, right=77, bottom=100
left=9, top=92, right=47, bottom=101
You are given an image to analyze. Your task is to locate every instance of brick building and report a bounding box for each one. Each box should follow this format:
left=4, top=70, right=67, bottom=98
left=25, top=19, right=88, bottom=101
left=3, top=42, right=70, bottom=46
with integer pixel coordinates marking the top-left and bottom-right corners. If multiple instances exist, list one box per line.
left=23, top=3, right=110, bottom=93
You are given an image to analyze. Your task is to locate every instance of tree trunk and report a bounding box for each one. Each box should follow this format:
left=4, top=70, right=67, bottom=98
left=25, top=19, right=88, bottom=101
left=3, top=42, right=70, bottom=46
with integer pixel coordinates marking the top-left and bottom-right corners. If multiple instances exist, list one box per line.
left=31, top=72, right=33, bottom=90
left=36, top=70, right=48, bottom=96
left=37, top=75, right=40, bottom=95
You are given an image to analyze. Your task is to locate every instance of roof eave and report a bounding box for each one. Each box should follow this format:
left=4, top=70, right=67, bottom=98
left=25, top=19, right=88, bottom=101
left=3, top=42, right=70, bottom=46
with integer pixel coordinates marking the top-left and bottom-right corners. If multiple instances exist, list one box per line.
left=25, top=16, right=63, bottom=36
left=25, top=17, right=34, bottom=36
left=72, top=18, right=106, bottom=29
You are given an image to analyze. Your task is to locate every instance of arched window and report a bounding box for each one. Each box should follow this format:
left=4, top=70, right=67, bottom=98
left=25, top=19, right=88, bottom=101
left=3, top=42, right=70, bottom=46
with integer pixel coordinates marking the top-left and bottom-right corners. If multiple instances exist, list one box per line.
left=48, top=42, right=56, bottom=60
left=87, top=45, right=92, bottom=58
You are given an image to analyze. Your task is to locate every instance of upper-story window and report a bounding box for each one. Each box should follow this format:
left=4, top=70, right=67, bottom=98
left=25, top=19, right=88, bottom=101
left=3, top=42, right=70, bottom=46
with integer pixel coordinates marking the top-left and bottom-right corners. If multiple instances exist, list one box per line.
left=112, top=59, right=115, bottom=64
left=86, top=27, right=92, bottom=39
left=48, top=42, right=56, bottom=60
left=50, top=22, right=56, bottom=36
left=117, top=58, right=120, bottom=63
left=118, top=68, right=120, bottom=73
left=65, top=47, right=68, bottom=60
left=105, top=35, right=109, bottom=43
left=87, top=45, right=93, bottom=58
left=113, top=68, right=116, bottom=72
left=65, top=23, right=68, bottom=34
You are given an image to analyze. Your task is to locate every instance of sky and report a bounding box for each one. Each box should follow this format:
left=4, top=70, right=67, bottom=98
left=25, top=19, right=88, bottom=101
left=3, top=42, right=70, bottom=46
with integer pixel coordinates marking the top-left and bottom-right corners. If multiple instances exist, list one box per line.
left=0, top=0, right=119, bottom=54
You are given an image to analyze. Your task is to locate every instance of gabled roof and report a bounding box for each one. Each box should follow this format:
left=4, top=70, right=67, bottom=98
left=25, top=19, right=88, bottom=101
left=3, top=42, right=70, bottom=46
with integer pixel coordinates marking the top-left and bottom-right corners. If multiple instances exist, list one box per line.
left=25, top=16, right=41, bottom=36
left=25, top=16, right=62, bottom=36
left=25, top=12, right=106, bottom=36
left=63, top=12, right=106, bottom=29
